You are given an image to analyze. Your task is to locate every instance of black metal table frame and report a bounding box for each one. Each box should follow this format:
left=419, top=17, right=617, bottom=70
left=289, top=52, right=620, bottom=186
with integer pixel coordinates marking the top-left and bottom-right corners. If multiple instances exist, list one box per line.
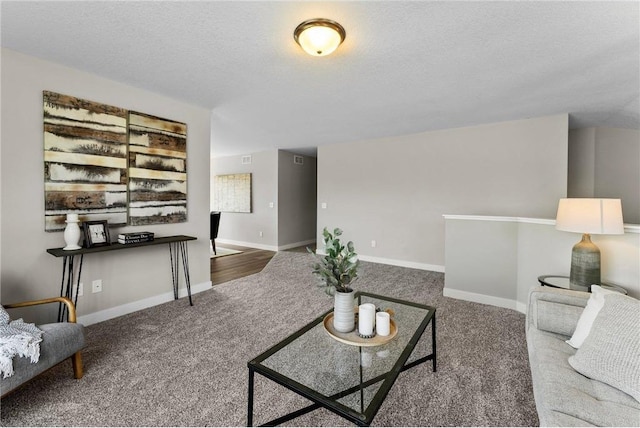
left=247, top=292, right=436, bottom=427
left=47, top=235, right=196, bottom=321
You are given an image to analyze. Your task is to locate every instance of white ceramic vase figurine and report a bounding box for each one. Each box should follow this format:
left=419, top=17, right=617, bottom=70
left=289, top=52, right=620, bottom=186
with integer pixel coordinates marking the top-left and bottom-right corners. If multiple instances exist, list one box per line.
left=63, top=213, right=82, bottom=250
left=333, top=290, right=355, bottom=333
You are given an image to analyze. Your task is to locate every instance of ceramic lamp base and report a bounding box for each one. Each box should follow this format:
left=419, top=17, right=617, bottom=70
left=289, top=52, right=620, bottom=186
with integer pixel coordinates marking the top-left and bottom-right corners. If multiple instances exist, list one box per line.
left=569, top=233, right=601, bottom=290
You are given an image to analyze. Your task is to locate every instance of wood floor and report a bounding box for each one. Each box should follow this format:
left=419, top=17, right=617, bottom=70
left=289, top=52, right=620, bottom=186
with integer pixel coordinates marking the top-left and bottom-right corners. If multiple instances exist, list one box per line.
left=210, top=242, right=315, bottom=285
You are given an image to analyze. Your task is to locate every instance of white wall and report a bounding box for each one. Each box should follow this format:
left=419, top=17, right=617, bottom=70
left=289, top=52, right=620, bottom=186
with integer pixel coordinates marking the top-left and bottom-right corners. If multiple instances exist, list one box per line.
left=317, top=115, right=569, bottom=270
left=444, top=216, right=640, bottom=312
left=277, top=150, right=317, bottom=249
left=1, top=48, right=212, bottom=324
left=569, top=127, right=640, bottom=224
left=211, top=150, right=278, bottom=249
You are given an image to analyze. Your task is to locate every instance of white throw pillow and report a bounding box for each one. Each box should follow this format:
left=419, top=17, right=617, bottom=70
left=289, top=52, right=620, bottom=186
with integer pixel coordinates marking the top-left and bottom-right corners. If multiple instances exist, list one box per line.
left=566, top=285, right=619, bottom=349
left=568, top=294, right=640, bottom=402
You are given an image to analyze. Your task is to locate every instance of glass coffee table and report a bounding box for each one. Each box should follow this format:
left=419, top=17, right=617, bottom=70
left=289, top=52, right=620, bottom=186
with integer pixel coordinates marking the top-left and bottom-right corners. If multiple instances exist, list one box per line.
left=247, top=292, right=436, bottom=426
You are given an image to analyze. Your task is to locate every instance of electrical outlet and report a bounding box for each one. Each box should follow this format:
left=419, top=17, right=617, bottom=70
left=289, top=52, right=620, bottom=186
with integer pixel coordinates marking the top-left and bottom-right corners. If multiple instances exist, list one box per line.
left=92, top=279, right=103, bottom=293
left=77, top=282, right=84, bottom=297
left=371, top=240, right=377, bottom=248
left=259, top=231, right=263, bottom=237
left=321, top=202, right=327, bottom=209
left=269, top=202, right=274, bottom=208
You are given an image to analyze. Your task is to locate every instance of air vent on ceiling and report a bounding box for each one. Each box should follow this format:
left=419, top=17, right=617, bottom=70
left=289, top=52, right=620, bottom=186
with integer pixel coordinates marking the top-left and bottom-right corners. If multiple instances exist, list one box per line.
left=293, top=155, right=304, bottom=165
left=241, top=155, right=252, bottom=165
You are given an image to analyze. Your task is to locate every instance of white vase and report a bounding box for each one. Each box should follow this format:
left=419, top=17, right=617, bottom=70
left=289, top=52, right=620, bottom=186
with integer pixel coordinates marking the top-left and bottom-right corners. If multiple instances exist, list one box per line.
left=63, top=214, right=82, bottom=250
left=333, top=290, right=355, bottom=333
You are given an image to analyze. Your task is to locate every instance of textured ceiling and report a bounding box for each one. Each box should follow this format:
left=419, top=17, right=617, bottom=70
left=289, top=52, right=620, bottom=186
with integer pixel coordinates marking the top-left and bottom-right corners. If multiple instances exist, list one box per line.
left=2, top=1, right=639, bottom=157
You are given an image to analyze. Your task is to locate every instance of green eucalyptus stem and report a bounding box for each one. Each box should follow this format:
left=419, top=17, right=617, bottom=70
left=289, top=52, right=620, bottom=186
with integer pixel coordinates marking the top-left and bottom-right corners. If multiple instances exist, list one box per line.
left=309, top=227, right=359, bottom=295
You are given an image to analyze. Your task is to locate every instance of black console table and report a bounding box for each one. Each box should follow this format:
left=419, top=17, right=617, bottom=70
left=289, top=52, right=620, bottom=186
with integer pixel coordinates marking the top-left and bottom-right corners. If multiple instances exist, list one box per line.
left=47, top=235, right=197, bottom=321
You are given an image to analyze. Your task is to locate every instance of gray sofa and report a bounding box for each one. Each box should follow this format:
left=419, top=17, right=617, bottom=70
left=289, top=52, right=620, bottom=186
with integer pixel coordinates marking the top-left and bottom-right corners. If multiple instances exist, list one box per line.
left=526, top=286, right=640, bottom=426
left=1, top=297, right=85, bottom=397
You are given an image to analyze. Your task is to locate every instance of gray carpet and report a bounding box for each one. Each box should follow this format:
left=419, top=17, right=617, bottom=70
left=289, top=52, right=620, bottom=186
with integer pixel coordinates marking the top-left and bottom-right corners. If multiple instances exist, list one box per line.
left=0, top=252, right=538, bottom=426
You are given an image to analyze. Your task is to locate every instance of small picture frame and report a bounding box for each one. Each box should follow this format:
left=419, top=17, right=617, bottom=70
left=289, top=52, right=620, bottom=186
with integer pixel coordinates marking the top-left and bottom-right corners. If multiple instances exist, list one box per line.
left=83, top=220, right=111, bottom=248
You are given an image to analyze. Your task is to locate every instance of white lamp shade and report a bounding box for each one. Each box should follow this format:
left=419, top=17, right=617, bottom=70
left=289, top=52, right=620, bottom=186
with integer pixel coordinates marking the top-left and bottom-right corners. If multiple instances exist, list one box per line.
left=555, top=198, right=624, bottom=235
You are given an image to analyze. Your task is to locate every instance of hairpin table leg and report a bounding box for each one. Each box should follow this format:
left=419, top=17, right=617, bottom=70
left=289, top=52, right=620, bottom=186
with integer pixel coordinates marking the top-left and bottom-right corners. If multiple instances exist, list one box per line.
left=169, top=241, right=193, bottom=306
left=57, top=254, right=83, bottom=322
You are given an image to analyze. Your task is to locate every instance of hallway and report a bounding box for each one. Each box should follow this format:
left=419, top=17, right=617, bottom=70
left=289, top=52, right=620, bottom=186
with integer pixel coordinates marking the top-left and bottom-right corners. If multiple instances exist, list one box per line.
left=210, top=243, right=315, bottom=285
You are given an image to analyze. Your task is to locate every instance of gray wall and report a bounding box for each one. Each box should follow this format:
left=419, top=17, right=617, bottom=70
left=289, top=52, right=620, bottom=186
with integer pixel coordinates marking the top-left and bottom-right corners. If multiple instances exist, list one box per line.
left=277, top=151, right=317, bottom=247
left=445, top=218, right=519, bottom=303
left=568, top=128, right=596, bottom=197
left=210, top=151, right=278, bottom=248
left=568, top=127, right=640, bottom=224
left=1, top=49, right=212, bottom=324
left=317, top=114, right=569, bottom=269
left=211, top=149, right=317, bottom=249
left=444, top=216, right=640, bottom=311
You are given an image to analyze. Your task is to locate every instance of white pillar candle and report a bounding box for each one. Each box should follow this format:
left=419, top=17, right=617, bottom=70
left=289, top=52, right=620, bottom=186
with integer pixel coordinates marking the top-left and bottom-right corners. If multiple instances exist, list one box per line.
left=358, top=303, right=376, bottom=336
left=376, top=311, right=391, bottom=336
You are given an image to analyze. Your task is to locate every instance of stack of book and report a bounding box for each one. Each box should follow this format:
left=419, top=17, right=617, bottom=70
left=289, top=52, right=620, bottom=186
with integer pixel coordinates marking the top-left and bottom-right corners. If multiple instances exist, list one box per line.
left=118, top=232, right=154, bottom=244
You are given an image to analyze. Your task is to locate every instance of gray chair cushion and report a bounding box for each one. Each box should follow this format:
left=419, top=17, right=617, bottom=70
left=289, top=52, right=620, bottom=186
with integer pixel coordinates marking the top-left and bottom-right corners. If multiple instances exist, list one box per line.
left=0, top=322, right=85, bottom=395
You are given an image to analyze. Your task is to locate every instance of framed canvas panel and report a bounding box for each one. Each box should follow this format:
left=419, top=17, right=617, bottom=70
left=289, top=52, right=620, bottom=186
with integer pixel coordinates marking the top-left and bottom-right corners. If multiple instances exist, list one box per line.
left=128, top=111, right=187, bottom=226
left=43, top=91, right=128, bottom=231
left=213, top=173, right=252, bottom=213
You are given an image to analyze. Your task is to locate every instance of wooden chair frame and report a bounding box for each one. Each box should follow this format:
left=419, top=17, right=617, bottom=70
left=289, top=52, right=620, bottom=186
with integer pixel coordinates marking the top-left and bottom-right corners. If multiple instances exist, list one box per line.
left=3, top=296, right=83, bottom=380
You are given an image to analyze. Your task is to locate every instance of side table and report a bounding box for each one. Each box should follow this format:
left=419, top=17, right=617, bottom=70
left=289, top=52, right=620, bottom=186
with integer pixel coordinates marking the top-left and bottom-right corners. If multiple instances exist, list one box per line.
left=48, top=235, right=196, bottom=321
left=537, top=275, right=627, bottom=295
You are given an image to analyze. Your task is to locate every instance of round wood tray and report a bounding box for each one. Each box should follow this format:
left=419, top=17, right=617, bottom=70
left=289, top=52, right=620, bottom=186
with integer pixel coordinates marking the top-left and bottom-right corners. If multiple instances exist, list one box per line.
left=323, top=312, right=397, bottom=347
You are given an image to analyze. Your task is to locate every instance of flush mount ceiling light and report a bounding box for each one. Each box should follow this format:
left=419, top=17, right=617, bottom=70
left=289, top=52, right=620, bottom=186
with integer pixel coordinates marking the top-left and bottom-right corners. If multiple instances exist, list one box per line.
left=294, top=18, right=346, bottom=57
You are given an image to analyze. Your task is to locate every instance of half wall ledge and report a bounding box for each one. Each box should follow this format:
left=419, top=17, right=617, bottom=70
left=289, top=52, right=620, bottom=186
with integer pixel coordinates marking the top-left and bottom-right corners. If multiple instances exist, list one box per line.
left=443, top=215, right=640, bottom=313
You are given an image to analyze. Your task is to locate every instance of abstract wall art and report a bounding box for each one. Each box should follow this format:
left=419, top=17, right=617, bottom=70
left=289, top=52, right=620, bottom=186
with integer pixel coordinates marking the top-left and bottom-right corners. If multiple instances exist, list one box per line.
left=128, top=112, right=188, bottom=225
left=43, top=91, right=188, bottom=231
left=43, top=91, right=128, bottom=231
left=213, top=173, right=252, bottom=213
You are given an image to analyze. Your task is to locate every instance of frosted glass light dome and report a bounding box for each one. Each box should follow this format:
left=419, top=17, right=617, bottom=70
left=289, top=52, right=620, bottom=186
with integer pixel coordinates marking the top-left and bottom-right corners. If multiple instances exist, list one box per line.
left=294, top=18, right=346, bottom=57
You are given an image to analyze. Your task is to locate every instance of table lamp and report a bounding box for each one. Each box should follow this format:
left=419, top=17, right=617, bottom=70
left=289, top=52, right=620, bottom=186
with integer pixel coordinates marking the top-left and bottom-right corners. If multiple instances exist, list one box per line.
left=555, top=198, right=624, bottom=289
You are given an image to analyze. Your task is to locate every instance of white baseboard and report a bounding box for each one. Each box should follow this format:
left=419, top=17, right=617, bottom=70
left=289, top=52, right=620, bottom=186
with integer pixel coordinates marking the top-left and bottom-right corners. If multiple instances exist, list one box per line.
left=358, top=254, right=445, bottom=273
left=215, top=238, right=316, bottom=252
left=277, top=239, right=316, bottom=251
left=443, top=287, right=523, bottom=312
left=77, top=281, right=212, bottom=326
left=315, top=249, right=445, bottom=273
left=215, top=239, right=278, bottom=252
